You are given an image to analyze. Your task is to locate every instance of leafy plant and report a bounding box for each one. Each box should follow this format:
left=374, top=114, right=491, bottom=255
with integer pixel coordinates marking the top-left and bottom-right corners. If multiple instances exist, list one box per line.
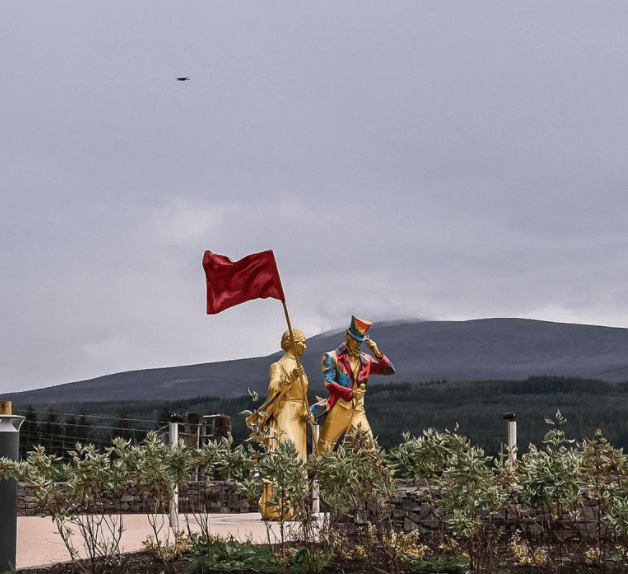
left=54, top=443, right=128, bottom=574
left=0, top=443, right=128, bottom=574
left=187, top=540, right=279, bottom=574
left=580, top=429, right=628, bottom=569
left=257, top=439, right=309, bottom=518
left=390, top=428, right=460, bottom=484
left=312, top=428, right=400, bottom=573
left=114, top=432, right=194, bottom=574
left=393, top=427, right=512, bottom=573
left=187, top=436, right=241, bottom=554
left=313, top=428, right=395, bottom=516
left=401, top=554, right=470, bottom=574
left=187, top=540, right=328, bottom=574
left=141, top=531, right=194, bottom=562
left=517, top=411, right=584, bottom=571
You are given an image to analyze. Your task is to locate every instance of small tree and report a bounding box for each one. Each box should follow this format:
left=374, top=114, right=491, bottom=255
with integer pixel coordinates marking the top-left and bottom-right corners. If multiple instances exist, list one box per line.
left=258, top=440, right=314, bottom=573
left=114, top=432, right=194, bottom=574
left=517, top=411, right=584, bottom=572
left=392, top=427, right=512, bottom=573
left=58, top=443, right=129, bottom=574
left=581, top=429, right=628, bottom=569
left=1, top=443, right=128, bottom=574
left=312, top=429, right=399, bottom=573
left=191, top=436, right=248, bottom=554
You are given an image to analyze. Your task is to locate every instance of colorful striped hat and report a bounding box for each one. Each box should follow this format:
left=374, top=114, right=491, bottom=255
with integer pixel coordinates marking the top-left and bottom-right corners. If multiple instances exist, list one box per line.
left=347, top=316, right=372, bottom=342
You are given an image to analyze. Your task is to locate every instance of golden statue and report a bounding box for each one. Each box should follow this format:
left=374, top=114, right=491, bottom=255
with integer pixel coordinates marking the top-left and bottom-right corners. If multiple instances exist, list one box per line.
left=311, top=316, right=395, bottom=452
left=246, top=328, right=313, bottom=519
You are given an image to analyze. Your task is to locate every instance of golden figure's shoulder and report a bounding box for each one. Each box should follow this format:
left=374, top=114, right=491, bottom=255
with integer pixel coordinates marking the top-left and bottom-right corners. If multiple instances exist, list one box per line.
left=277, top=352, right=298, bottom=369
left=269, top=360, right=285, bottom=377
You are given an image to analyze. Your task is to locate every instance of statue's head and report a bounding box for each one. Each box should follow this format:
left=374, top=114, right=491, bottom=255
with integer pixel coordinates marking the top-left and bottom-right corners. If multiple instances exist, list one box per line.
left=345, top=316, right=372, bottom=348
left=281, top=328, right=307, bottom=353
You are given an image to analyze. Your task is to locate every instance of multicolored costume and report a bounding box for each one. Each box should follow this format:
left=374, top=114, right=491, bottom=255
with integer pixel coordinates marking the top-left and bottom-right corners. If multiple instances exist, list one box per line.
left=311, top=317, right=394, bottom=451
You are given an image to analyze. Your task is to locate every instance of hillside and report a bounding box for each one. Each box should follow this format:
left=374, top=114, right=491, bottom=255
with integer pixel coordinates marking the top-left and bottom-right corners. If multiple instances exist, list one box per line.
left=3, top=318, right=628, bottom=405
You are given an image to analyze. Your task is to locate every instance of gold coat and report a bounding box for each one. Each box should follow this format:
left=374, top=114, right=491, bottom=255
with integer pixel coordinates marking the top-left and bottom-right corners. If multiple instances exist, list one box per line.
left=263, top=353, right=309, bottom=461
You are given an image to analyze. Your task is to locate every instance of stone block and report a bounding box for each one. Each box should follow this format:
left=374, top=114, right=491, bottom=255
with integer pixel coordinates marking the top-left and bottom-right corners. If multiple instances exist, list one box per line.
left=355, top=510, right=369, bottom=524
left=404, top=518, right=419, bottom=532
left=401, top=498, right=415, bottom=510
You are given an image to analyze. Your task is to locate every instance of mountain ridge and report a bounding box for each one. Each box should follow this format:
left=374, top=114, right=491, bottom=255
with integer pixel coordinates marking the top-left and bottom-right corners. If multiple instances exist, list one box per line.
left=3, top=317, right=628, bottom=405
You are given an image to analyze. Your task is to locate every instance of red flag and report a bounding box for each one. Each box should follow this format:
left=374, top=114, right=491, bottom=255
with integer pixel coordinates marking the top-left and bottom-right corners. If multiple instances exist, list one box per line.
left=202, top=250, right=285, bottom=314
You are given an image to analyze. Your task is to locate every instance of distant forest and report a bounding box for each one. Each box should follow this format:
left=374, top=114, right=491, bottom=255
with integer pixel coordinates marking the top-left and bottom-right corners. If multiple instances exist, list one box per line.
left=15, top=375, right=628, bottom=459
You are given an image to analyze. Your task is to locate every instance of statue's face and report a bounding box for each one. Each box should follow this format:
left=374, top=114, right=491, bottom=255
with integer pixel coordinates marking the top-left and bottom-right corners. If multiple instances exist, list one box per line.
left=295, top=338, right=307, bottom=356
left=345, top=333, right=362, bottom=352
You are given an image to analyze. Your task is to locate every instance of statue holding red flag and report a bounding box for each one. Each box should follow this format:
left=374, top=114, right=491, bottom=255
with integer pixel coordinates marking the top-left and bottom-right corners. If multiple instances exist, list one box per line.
left=245, top=327, right=314, bottom=459
left=202, top=252, right=311, bottom=435
left=202, top=248, right=315, bottom=441
left=203, top=249, right=315, bottom=520
left=246, top=327, right=314, bottom=519
left=311, top=316, right=395, bottom=452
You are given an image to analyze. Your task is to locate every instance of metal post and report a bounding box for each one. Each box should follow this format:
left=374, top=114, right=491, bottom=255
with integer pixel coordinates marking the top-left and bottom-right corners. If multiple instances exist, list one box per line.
left=168, top=418, right=180, bottom=531
left=184, top=412, right=200, bottom=448
left=311, top=423, right=320, bottom=515
left=184, top=413, right=200, bottom=481
left=503, top=412, right=517, bottom=468
left=213, top=415, right=231, bottom=442
left=0, top=401, right=25, bottom=573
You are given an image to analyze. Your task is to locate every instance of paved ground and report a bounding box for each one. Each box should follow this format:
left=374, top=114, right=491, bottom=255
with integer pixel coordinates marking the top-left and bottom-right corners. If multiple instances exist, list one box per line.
left=17, top=513, right=307, bottom=570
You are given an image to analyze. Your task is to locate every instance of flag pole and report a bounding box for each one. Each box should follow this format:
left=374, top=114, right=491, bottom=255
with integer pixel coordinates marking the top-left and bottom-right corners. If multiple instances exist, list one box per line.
left=281, top=299, right=319, bottom=456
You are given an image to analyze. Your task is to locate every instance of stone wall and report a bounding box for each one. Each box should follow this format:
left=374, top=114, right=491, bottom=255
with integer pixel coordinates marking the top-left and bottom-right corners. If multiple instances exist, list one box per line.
left=389, top=480, right=443, bottom=534
left=17, top=481, right=256, bottom=516
left=18, top=479, right=598, bottom=541
left=15, top=479, right=448, bottom=531
left=342, top=481, right=604, bottom=541
left=330, top=480, right=445, bottom=536
left=16, top=480, right=425, bottom=522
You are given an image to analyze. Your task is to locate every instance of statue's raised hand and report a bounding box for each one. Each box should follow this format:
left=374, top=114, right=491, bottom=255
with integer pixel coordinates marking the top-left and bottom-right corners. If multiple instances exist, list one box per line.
left=365, top=338, right=381, bottom=357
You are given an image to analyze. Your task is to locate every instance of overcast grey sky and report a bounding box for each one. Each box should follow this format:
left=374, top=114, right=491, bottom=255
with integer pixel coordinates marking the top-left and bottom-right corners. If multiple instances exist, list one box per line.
left=2, top=2, right=627, bottom=395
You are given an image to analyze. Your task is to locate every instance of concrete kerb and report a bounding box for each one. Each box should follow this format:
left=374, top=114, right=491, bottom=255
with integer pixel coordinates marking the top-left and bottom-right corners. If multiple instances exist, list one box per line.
left=17, top=513, right=318, bottom=570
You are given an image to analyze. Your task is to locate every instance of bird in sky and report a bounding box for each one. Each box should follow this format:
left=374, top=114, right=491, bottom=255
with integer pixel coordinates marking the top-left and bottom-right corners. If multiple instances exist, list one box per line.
left=176, top=77, right=190, bottom=81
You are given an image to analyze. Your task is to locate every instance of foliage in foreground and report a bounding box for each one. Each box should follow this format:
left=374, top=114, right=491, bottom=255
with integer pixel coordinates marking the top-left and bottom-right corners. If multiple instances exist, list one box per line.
left=7, top=412, right=628, bottom=572
left=391, top=411, right=628, bottom=573
left=187, top=540, right=329, bottom=574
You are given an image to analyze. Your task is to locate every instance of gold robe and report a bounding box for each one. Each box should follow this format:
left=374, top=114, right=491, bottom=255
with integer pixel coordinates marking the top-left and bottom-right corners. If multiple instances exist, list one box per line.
left=247, top=353, right=310, bottom=520
left=262, top=353, right=309, bottom=460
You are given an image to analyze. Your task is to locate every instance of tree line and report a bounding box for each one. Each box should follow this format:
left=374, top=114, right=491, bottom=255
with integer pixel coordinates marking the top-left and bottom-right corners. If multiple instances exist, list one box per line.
left=15, top=375, right=628, bottom=458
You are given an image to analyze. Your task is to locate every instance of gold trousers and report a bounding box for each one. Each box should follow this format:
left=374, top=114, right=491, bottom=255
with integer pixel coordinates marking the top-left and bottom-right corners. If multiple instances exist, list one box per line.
left=317, top=398, right=372, bottom=452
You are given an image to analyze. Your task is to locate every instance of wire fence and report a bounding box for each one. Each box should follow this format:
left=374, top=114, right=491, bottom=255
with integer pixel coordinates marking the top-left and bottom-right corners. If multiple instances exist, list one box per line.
left=13, top=408, right=232, bottom=462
